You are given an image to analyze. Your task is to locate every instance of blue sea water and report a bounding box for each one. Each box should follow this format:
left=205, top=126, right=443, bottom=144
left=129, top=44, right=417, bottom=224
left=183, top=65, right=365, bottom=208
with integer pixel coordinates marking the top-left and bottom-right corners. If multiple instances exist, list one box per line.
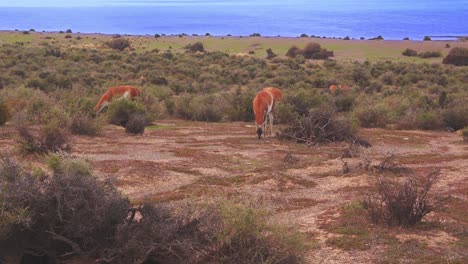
left=0, top=1, right=467, bottom=40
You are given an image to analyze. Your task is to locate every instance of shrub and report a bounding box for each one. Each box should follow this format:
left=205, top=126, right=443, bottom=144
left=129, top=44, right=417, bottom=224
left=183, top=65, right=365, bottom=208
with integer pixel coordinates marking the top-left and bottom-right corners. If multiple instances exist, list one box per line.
left=266, top=48, right=277, bottom=59
left=302, top=42, right=333, bottom=59
left=0, top=101, right=9, bottom=126
left=105, top=38, right=131, bottom=51
left=101, top=200, right=305, bottom=264
left=362, top=171, right=446, bottom=227
left=0, top=155, right=129, bottom=263
left=176, top=94, right=225, bottom=122
left=125, top=113, right=146, bottom=135
left=331, top=93, right=355, bottom=112
left=286, top=43, right=333, bottom=59
left=418, top=51, right=442, bottom=58
left=370, top=35, right=384, bottom=40
left=16, top=108, right=71, bottom=154
left=402, top=48, right=418, bottom=57
left=107, top=99, right=146, bottom=127
left=286, top=88, right=324, bottom=116
left=423, top=36, right=431, bottom=41
left=70, top=113, right=101, bottom=136
left=462, top=126, right=468, bottom=142
left=286, top=45, right=301, bottom=58
left=354, top=104, right=389, bottom=128
left=226, top=87, right=256, bottom=122
left=443, top=47, right=468, bottom=66
left=415, top=111, right=443, bottom=130
left=184, top=42, right=205, bottom=53
left=442, top=105, right=468, bottom=130
left=278, top=110, right=357, bottom=144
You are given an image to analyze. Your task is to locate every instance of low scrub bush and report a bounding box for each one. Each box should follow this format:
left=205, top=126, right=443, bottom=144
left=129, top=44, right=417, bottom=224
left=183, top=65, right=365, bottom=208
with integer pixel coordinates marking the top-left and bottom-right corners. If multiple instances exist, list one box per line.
left=226, top=87, right=256, bottom=122
left=354, top=104, right=389, bottom=128
left=278, top=110, right=357, bottom=144
left=286, top=89, right=324, bottom=116
left=102, top=200, right=305, bottom=264
left=462, top=126, right=468, bottom=142
left=442, top=104, right=468, bottom=130
left=105, top=38, right=131, bottom=51
left=176, top=94, right=226, bottom=122
left=402, top=48, right=418, bottom=57
left=418, top=51, right=442, bottom=58
left=415, top=111, right=443, bottom=130
left=107, top=99, right=146, bottom=127
left=0, top=155, right=129, bottom=263
left=70, top=112, right=101, bottom=136
left=331, top=93, right=355, bottom=112
left=286, top=45, right=301, bottom=58
left=185, top=42, right=205, bottom=53
left=266, top=48, right=277, bottom=59
left=15, top=108, right=71, bottom=153
left=302, top=42, right=333, bottom=59
left=443, top=47, right=468, bottom=66
left=125, top=113, right=146, bottom=135
left=285, top=42, right=333, bottom=59
left=362, top=171, right=447, bottom=227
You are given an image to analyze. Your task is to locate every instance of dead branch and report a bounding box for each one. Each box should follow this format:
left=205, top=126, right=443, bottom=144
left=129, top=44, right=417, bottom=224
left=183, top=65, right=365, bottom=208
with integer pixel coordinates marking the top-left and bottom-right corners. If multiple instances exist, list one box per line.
left=45, top=231, right=83, bottom=256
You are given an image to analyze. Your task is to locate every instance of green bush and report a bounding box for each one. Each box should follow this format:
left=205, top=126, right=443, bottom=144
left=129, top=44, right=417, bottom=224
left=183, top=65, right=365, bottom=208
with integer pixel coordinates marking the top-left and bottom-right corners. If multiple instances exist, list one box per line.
left=442, top=105, right=468, bottom=130
left=286, top=88, right=323, bottom=115
left=415, top=111, right=443, bottom=130
left=0, top=155, right=129, bottom=263
left=107, top=99, right=146, bottom=127
left=226, top=87, right=256, bottom=122
left=176, top=94, right=225, bottom=122
left=354, top=104, right=389, bottom=128
left=443, top=47, right=468, bottom=66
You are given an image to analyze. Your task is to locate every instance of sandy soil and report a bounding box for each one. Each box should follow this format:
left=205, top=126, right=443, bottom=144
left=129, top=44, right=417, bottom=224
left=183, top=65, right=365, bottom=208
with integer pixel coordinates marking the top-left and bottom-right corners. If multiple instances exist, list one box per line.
left=1, top=120, right=466, bottom=263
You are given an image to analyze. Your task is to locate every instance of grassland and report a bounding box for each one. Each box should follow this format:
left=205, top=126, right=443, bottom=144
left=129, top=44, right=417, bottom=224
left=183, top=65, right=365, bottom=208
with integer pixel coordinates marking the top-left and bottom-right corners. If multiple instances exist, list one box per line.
left=0, top=30, right=467, bottom=263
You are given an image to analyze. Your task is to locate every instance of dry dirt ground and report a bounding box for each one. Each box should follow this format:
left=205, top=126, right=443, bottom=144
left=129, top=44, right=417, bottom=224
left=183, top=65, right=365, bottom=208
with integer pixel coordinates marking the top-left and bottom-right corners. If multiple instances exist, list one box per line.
left=1, top=120, right=467, bottom=263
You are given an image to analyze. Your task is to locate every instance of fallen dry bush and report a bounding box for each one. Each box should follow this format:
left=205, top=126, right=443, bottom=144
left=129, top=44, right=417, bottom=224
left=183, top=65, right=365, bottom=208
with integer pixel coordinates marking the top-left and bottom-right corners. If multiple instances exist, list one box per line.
left=278, top=110, right=358, bottom=145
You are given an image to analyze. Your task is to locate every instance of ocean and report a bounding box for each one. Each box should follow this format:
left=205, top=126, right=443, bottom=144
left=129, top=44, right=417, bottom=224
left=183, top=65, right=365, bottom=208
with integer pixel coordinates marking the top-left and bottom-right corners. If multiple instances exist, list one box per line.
left=0, top=1, right=467, bottom=40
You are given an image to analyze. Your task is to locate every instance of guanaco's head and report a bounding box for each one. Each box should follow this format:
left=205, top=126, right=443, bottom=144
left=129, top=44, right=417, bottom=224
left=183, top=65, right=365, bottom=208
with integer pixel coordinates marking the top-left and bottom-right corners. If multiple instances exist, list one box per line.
left=256, top=126, right=263, bottom=139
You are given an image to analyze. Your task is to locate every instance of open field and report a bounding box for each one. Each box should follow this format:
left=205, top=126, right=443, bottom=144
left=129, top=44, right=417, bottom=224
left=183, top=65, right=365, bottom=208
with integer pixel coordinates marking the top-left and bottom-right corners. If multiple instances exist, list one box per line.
left=0, top=30, right=467, bottom=263
left=1, top=120, right=467, bottom=263
left=1, top=30, right=468, bottom=63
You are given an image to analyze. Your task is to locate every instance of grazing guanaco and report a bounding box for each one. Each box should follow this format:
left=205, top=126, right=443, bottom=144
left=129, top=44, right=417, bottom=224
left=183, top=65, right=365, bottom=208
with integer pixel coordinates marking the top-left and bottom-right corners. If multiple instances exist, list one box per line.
left=94, top=86, right=141, bottom=113
left=329, top=84, right=351, bottom=94
left=253, top=87, right=283, bottom=139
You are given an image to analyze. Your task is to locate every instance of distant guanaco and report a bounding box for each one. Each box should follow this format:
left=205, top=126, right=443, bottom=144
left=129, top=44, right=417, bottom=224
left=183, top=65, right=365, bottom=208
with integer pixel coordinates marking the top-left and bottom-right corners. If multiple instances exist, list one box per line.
left=253, top=87, right=283, bottom=139
left=94, top=86, right=141, bottom=113
left=329, top=84, right=351, bottom=94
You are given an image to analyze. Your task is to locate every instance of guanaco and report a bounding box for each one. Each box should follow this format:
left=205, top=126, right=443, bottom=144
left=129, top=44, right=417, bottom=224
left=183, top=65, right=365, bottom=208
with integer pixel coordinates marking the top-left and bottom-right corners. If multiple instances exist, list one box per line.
left=253, top=87, right=283, bottom=139
left=94, top=86, right=141, bottom=113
